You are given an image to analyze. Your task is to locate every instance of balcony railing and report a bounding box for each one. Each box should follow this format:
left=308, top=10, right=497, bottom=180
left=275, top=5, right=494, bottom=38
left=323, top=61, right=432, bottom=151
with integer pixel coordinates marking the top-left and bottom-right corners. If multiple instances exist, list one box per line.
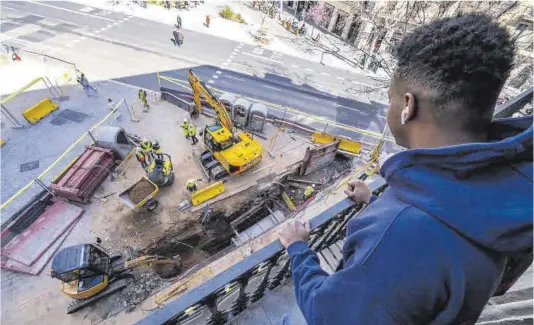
left=136, top=88, right=532, bottom=325
left=136, top=178, right=388, bottom=325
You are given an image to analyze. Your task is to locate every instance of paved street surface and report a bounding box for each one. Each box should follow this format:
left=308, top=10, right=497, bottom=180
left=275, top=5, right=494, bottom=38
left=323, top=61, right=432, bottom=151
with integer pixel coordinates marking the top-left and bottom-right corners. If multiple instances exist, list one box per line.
left=1, top=1, right=389, bottom=138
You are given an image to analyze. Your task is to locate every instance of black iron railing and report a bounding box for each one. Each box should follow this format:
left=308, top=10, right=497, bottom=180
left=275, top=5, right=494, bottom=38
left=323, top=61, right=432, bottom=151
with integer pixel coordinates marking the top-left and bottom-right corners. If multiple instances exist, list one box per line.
left=136, top=178, right=388, bottom=325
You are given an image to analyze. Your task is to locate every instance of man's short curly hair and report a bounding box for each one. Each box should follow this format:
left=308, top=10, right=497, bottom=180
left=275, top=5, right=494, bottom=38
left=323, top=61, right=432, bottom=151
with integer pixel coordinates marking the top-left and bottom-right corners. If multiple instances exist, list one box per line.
left=394, top=13, right=515, bottom=131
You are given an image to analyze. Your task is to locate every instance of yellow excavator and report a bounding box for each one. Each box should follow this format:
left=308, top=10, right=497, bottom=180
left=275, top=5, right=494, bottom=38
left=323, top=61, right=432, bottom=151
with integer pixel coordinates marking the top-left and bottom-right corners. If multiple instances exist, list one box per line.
left=187, top=69, right=263, bottom=180
left=50, top=238, right=181, bottom=314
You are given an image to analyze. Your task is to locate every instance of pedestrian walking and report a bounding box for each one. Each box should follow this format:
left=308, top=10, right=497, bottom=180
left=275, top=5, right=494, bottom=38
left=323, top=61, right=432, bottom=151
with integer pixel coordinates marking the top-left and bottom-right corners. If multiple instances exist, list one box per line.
left=188, top=123, right=198, bottom=145
left=78, top=72, right=97, bottom=96
left=135, top=147, right=148, bottom=169
left=205, top=15, right=210, bottom=28
left=107, top=98, right=115, bottom=110
left=177, top=30, right=184, bottom=47
left=138, top=88, right=150, bottom=110
left=181, top=118, right=190, bottom=139
left=176, top=14, right=182, bottom=28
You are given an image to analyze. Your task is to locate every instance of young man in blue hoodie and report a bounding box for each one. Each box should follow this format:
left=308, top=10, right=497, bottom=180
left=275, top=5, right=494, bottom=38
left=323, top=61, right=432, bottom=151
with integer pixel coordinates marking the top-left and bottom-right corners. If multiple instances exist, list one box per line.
left=279, top=13, right=533, bottom=325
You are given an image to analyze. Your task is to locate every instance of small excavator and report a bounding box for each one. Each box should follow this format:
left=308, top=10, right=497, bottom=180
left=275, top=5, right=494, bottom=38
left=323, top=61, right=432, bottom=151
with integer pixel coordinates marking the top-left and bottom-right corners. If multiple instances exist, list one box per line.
left=50, top=238, right=181, bottom=314
left=187, top=69, right=263, bottom=180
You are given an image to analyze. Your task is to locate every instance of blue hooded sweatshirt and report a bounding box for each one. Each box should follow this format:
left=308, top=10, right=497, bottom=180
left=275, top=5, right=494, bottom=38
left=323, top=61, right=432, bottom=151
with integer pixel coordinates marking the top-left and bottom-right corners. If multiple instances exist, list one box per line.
left=287, top=116, right=533, bottom=325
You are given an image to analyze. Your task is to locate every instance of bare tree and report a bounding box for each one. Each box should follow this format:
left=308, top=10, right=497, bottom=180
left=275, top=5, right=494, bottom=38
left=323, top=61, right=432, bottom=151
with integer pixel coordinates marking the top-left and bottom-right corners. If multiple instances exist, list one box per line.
left=303, top=2, right=331, bottom=39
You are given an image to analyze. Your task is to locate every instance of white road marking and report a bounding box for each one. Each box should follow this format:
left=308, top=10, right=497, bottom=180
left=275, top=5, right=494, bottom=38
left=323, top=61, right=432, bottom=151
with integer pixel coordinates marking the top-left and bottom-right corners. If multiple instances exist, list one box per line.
left=106, top=24, right=113, bottom=28
left=291, top=64, right=299, bottom=68
left=26, top=1, right=116, bottom=22
left=216, top=71, right=222, bottom=74
left=222, top=62, right=229, bottom=66
left=113, top=22, right=120, bottom=26
left=305, top=68, right=314, bottom=72
left=213, top=75, right=219, bottom=79
left=0, top=34, right=55, bottom=51
left=336, top=76, right=345, bottom=80
left=252, top=48, right=264, bottom=55
left=208, top=80, right=215, bottom=84
left=301, top=95, right=320, bottom=102
left=336, top=104, right=361, bottom=112
left=100, top=27, right=107, bottom=31
left=241, top=52, right=283, bottom=64
left=78, top=6, right=95, bottom=13
left=263, top=85, right=282, bottom=91
left=94, top=30, right=101, bottom=33
left=72, top=39, right=80, bottom=43
left=352, top=80, right=371, bottom=86
left=320, top=72, right=330, bottom=76
left=225, top=59, right=232, bottom=63
left=229, top=55, right=235, bottom=59
left=225, top=75, right=245, bottom=81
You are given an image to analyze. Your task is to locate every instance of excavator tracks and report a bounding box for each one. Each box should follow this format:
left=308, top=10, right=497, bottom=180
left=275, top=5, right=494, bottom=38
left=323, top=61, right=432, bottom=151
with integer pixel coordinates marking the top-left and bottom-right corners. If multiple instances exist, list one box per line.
left=66, top=278, right=131, bottom=314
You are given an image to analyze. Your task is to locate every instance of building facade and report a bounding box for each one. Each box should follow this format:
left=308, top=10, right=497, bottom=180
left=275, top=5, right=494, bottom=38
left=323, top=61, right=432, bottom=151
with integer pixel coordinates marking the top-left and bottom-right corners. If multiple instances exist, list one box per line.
left=285, top=1, right=533, bottom=90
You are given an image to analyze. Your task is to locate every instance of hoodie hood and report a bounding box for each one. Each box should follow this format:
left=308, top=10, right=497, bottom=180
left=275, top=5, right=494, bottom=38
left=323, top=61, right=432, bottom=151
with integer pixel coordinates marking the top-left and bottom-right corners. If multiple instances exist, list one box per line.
left=381, top=116, right=533, bottom=254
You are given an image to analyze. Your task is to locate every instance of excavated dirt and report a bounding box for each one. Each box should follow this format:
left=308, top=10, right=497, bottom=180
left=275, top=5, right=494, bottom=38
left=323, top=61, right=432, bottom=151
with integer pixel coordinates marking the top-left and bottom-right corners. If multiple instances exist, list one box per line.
left=128, top=179, right=155, bottom=204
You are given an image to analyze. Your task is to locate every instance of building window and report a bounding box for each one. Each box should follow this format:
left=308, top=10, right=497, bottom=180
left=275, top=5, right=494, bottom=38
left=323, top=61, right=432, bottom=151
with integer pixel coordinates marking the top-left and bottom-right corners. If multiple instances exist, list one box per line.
left=333, top=11, right=348, bottom=36
left=347, top=17, right=362, bottom=43
left=321, top=3, right=334, bottom=28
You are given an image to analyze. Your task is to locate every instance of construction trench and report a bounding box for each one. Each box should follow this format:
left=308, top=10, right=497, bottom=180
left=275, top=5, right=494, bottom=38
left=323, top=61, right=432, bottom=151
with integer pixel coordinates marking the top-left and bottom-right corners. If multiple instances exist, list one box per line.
left=104, top=152, right=355, bottom=314
left=141, top=153, right=352, bottom=269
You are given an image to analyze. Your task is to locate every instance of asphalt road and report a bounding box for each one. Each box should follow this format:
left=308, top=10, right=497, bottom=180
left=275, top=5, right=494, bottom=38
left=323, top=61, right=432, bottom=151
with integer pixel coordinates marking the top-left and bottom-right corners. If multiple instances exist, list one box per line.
left=1, top=1, right=389, bottom=139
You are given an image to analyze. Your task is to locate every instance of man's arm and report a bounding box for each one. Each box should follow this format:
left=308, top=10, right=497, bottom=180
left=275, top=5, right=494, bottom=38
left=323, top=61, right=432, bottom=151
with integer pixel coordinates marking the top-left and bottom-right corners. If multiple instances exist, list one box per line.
left=286, top=240, right=329, bottom=322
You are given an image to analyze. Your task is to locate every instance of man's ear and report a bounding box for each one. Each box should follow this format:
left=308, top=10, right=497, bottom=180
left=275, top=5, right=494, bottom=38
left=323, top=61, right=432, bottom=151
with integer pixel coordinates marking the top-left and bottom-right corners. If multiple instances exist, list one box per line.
left=403, top=93, right=417, bottom=122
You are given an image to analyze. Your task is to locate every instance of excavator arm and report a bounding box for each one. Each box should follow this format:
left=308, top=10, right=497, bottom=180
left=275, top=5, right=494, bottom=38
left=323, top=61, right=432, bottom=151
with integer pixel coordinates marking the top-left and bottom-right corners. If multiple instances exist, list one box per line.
left=187, top=69, right=234, bottom=132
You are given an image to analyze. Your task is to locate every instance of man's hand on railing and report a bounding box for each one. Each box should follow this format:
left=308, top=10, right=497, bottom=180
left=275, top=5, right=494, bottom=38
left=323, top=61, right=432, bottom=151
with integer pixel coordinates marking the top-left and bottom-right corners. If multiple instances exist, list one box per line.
left=279, top=220, right=311, bottom=249
left=344, top=180, right=373, bottom=204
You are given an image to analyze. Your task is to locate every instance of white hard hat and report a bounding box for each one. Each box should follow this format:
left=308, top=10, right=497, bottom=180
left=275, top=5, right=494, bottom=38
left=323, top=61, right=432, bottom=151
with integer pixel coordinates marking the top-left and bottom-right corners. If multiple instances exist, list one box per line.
left=183, top=118, right=188, bottom=123
left=312, top=184, right=316, bottom=188
left=142, top=138, right=148, bottom=143
left=136, top=146, right=142, bottom=151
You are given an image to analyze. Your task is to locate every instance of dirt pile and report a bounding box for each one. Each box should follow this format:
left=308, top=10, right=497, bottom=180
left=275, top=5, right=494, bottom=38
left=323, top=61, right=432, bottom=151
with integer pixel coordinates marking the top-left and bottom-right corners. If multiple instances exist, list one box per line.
left=129, top=179, right=156, bottom=204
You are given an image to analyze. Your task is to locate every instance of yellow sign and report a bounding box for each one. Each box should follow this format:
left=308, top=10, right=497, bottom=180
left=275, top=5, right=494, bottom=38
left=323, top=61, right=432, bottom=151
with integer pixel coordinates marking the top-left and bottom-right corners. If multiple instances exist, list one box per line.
left=191, top=181, right=225, bottom=206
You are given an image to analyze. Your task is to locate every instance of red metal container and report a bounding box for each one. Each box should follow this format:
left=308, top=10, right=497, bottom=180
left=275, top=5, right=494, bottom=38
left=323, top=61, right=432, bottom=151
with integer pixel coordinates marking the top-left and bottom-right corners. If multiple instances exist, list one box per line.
left=51, top=145, right=115, bottom=203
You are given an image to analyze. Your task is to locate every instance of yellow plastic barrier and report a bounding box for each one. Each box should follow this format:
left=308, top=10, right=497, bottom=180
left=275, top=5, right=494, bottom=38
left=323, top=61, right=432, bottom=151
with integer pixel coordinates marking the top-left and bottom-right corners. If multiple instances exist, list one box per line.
left=0, top=139, right=4, bottom=147
left=22, top=98, right=58, bottom=124
left=312, top=131, right=363, bottom=154
left=191, top=181, right=225, bottom=206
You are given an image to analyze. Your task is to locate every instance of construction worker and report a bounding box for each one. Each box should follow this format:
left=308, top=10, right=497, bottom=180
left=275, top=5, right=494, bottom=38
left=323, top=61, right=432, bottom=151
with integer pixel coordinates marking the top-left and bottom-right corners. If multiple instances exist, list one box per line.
left=135, top=147, right=148, bottom=169
left=188, top=123, right=198, bottom=145
left=140, top=138, right=153, bottom=163
left=304, top=184, right=315, bottom=199
left=176, top=14, right=182, bottom=28
left=138, top=89, right=150, bottom=110
left=185, top=178, right=202, bottom=193
left=152, top=140, right=163, bottom=160
left=181, top=118, right=190, bottom=139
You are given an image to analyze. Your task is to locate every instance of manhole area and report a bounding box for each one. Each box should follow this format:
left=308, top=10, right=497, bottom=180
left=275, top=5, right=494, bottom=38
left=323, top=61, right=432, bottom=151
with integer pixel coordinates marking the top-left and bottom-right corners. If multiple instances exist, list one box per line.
left=20, top=160, right=40, bottom=172
left=50, top=109, right=88, bottom=125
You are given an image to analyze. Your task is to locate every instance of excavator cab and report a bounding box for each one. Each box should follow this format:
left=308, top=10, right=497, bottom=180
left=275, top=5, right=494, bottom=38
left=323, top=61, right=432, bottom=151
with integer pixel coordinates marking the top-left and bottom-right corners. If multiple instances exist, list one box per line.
left=50, top=243, right=112, bottom=300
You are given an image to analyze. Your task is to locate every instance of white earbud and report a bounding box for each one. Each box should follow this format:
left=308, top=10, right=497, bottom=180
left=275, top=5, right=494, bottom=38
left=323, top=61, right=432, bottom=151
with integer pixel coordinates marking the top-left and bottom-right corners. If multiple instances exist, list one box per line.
left=401, top=107, right=409, bottom=125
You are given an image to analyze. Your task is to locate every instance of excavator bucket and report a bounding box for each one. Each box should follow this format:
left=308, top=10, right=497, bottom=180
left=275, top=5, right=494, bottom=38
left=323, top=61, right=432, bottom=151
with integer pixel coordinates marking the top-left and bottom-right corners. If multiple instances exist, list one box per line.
left=190, top=181, right=225, bottom=206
